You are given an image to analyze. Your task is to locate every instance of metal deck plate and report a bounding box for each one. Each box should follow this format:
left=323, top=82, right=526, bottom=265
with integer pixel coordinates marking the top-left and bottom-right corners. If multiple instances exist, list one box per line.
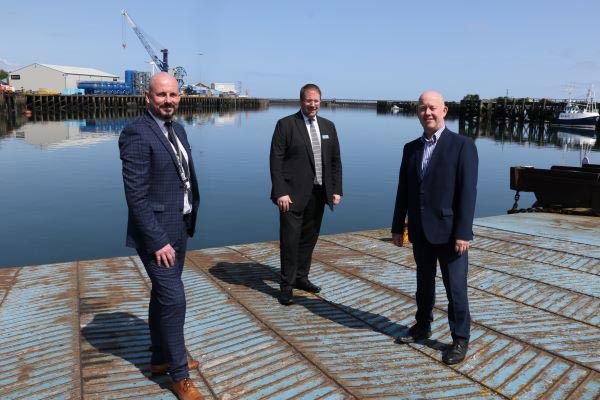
left=1, top=213, right=598, bottom=399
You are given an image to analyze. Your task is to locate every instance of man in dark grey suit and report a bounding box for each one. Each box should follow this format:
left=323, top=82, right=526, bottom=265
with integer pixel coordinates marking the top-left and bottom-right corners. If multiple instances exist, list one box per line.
left=119, top=72, right=203, bottom=399
left=392, top=90, right=478, bottom=365
left=270, top=83, right=343, bottom=305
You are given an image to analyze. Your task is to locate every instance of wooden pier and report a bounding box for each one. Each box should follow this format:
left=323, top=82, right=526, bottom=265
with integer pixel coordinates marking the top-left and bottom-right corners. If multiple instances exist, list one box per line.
left=0, top=93, right=268, bottom=116
left=459, top=96, right=589, bottom=124
left=3, top=93, right=591, bottom=127
left=1, top=213, right=598, bottom=399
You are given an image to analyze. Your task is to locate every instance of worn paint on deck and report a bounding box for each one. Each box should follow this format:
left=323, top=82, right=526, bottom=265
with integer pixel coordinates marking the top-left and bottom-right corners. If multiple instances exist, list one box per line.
left=0, top=213, right=598, bottom=399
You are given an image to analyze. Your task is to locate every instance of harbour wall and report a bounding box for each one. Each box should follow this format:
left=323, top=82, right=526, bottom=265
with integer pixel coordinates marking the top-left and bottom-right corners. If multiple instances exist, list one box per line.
left=1, top=93, right=597, bottom=128
left=0, top=93, right=267, bottom=117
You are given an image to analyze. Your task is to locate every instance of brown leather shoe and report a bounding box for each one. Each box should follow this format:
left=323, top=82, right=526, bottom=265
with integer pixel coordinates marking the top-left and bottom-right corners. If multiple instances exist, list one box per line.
left=171, top=378, right=205, bottom=400
left=150, top=359, right=200, bottom=376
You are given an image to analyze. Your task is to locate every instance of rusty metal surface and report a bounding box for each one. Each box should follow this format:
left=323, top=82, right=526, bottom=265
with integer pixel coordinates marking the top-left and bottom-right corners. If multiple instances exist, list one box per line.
left=78, top=256, right=213, bottom=400
left=475, top=213, right=600, bottom=250
left=187, top=246, right=498, bottom=399
left=0, top=263, right=81, bottom=399
left=1, top=212, right=598, bottom=399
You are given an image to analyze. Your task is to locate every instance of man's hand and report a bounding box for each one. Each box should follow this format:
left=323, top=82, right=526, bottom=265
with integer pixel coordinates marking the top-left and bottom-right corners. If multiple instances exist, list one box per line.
left=277, top=195, right=293, bottom=212
left=333, top=194, right=341, bottom=205
left=155, top=243, right=176, bottom=268
left=455, top=239, right=470, bottom=256
left=392, top=233, right=405, bottom=247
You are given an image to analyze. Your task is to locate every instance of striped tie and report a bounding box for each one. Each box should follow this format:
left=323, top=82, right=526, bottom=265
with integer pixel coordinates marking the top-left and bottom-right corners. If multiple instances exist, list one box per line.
left=309, top=118, right=322, bottom=185
left=421, top=135, right=437, bottom=178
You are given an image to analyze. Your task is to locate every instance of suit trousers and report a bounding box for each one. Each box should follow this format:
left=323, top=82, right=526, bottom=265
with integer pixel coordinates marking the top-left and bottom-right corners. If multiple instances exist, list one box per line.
left=412, top=237, right=471, bottom=340
left=137, top=221, right=189, bottom=382
left=279, top=185, right=325, bottom=287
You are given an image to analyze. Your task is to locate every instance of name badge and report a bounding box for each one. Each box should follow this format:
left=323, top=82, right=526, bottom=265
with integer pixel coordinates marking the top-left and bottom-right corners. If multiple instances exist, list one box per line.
left=322, top=135, right=330, bottom=139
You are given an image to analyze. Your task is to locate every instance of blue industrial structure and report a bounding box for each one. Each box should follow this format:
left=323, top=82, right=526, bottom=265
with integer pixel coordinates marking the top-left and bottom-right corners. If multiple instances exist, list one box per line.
left=77, top=70, right=149, bottom=95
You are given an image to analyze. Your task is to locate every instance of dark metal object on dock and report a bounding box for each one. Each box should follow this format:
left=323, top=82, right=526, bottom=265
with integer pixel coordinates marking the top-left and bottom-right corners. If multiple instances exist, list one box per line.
left=510, top=165, right=600, bottom=214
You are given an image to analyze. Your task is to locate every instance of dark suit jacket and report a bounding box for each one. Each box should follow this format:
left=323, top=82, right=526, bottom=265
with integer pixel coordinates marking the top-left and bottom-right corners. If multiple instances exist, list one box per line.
left=119, top=111, right=200, bottom=254
left=270, top=111, right=343, bottom=211
left=392, top=128, right=478, bottom=244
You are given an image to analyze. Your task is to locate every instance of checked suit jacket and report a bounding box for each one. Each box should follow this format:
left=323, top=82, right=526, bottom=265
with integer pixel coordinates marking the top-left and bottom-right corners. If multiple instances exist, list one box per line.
left=270, top=111, right=343, bottom=211
left=119, top=110, right=200, bottom=254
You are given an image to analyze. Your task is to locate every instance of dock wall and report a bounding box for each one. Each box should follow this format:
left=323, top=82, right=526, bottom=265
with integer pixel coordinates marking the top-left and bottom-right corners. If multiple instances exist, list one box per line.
left=0, top=93, right=268, bottom=117
left=2, top=93, right=595, bottom=126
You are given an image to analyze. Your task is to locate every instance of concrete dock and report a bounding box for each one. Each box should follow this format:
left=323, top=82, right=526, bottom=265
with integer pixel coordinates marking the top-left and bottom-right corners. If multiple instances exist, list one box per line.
left=1, top=213, right=598, bottom=399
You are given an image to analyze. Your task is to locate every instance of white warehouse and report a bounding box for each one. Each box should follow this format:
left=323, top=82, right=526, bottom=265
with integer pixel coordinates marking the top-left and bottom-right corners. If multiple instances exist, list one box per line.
left=211, top=82, right=237, bottom=94
left=8, top=63, right=118, bottom=92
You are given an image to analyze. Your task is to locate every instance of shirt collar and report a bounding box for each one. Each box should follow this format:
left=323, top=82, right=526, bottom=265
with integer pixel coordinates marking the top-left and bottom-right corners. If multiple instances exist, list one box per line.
left=301, top=111, right=316, bottom=123
left=148, top=111, right=171, bottom=133
left=422, top=126, right=445, bottom=144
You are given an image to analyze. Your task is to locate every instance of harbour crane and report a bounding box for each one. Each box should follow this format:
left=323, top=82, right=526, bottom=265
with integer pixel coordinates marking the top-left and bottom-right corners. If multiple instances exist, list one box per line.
left=121, top=10, right=168, bottom=72
left=172, top=66, right=187, bottom=90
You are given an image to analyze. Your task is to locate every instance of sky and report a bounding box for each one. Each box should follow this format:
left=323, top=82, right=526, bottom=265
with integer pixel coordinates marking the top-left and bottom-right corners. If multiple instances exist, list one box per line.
left=2, top=1, right=600, bottom=101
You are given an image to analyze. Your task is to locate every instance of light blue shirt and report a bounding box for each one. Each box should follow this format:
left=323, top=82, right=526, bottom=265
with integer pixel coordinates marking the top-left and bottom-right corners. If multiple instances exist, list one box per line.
left=421, top=126, right=444, bottom=177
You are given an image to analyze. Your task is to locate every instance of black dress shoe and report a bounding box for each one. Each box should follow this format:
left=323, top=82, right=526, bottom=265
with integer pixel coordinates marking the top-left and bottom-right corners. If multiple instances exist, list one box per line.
left=278, top=286, right=294, bottom=305
left=395, top=324, right=432, bottom=344
left=442, top=340, right=468, bottom=364
left=294, top=279, right=321, bottom=293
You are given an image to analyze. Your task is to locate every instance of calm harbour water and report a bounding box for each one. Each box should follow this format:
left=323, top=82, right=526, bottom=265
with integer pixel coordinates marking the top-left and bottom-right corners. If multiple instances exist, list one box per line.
left=0, top=105, right=597, bottom=268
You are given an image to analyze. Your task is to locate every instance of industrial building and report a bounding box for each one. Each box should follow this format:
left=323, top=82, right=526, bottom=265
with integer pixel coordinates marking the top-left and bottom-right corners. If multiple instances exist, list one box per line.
left=8, top=63, right=118, bottom=93
left=211, top=82, right=237, bottom=94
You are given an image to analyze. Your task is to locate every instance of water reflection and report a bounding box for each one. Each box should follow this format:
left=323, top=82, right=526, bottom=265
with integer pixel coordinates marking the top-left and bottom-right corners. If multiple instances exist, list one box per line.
left=179, top=111, right=241, bottom=127
left=459, top=118, right=599, bottom=151
left=1, top=109, right=251, bottom=149
left=0, top=105, right=598, bottom=268
left=10, top=120, right=123, bottom=149
left=556, top=127, right=597, bottom=165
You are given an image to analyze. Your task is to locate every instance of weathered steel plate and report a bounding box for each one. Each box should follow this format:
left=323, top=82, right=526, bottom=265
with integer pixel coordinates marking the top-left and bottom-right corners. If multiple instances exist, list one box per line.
left=0, top=213, right=598, bottom=399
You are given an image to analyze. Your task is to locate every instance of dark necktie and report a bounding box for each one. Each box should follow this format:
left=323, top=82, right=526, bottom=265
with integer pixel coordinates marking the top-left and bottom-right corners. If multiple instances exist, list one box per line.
left=308, top=118, right=322, bottom=185
left=165, top=121, right=192, bottom=204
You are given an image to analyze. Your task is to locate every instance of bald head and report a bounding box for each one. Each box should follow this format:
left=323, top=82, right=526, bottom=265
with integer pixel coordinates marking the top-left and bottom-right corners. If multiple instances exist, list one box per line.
left=419, top=91, right=445, bottom=106
left=146, top=72, right=180, bottom=120
left=417, top=90, right=448, bottom=137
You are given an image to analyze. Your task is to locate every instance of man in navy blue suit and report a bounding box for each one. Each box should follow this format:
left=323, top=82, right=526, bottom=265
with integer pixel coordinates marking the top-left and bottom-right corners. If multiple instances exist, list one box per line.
left=119, top=72, right=203, bottom=399
left=392, top=90, right=478, bottom=365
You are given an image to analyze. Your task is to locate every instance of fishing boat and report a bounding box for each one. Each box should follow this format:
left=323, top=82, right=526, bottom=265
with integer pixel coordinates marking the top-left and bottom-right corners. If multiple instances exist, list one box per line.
left=554, top=86, right=599, bottom=128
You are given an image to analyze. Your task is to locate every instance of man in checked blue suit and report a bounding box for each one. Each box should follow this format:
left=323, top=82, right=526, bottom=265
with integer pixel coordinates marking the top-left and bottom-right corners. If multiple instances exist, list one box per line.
left=119, top=72, right=203, bottom=400
left=392, top=90, right=478, bottom=365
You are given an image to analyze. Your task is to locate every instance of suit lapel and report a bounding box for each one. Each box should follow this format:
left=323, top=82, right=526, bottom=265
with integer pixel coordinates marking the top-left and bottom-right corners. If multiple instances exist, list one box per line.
left=415, top=140, right=425, bottom=181
left=296, top=112, right=315, bottom=168
left=317, top=116, right=328, bottom=162
left=144, top=112, right=183, bottom=178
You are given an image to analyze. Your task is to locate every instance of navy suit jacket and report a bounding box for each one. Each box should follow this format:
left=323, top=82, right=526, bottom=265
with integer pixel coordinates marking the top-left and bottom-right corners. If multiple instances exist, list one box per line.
left=270, top=111, right=343, bottom=211
left=392, top=128, right=478, bottom=244
left=119, top=111, right=200, bottom=254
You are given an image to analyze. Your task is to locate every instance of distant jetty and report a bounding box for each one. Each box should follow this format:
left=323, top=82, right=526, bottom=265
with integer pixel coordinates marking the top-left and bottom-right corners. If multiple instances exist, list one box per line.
left=1, top=93, right=598, bottom=130
left=0, top=93, right=267, bottom=121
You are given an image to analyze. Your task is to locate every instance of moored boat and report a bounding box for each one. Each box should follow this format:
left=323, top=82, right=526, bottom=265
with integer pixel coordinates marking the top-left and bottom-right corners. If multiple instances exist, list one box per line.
left=554, top=86, right=599, bottom=127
